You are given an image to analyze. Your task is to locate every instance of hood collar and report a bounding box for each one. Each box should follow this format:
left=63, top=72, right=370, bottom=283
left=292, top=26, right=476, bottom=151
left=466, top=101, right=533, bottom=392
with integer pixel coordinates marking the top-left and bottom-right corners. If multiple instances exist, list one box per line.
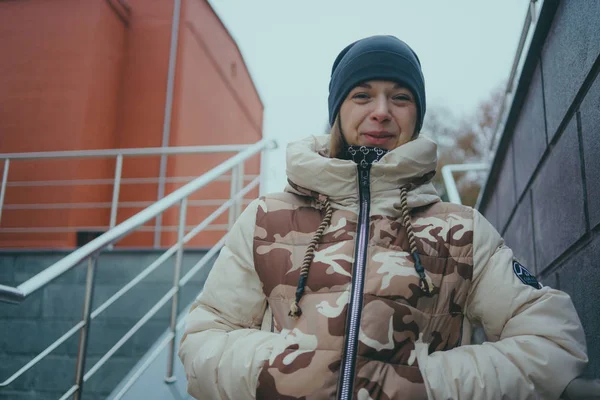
left=285, top=135, right=441, bottom=210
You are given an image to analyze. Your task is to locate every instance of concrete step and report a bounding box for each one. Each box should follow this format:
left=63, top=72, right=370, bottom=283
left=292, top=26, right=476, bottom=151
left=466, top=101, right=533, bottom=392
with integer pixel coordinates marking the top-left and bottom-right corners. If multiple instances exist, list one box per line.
left=108, top=312, right=192, bottom=400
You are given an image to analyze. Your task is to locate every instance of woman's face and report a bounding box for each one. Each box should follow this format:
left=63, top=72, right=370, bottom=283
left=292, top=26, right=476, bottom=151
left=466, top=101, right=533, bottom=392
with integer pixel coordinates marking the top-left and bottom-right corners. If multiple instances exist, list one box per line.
left=339, top=80, right=417, bottom=150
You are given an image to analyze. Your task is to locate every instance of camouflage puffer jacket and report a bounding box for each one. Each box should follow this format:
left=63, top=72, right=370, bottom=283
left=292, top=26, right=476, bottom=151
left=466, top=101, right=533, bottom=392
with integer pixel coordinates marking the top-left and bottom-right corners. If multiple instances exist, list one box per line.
left=179, top=135, right=587, bottom=400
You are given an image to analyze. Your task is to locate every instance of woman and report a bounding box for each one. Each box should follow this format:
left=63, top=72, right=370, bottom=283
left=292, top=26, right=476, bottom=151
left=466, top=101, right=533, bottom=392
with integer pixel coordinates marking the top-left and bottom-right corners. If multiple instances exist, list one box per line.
left=179, top=35, right=588, bottom=399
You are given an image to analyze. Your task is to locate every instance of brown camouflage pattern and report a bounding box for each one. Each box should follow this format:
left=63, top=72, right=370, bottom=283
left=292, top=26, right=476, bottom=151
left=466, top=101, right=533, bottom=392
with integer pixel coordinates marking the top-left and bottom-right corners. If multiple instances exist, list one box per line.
left=253, top=193, right=474, bottom=399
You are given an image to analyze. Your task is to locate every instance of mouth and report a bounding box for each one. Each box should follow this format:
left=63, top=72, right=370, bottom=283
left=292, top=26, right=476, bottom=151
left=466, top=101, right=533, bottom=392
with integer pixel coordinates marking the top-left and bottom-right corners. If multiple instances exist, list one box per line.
left=362, top=132, right=395, bottom=146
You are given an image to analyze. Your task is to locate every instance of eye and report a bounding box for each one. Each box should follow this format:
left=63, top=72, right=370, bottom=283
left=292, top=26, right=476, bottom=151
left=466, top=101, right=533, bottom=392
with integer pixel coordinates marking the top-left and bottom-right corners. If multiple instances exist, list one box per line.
left=393, top=94, right=412, bottom=102
left=352, top=92, right=370, bottom=100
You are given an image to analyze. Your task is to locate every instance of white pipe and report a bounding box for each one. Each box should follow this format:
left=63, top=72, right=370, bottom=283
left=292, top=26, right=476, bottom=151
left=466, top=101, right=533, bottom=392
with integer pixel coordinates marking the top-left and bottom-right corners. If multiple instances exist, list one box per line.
left=441, top=163, right=488, bottom=205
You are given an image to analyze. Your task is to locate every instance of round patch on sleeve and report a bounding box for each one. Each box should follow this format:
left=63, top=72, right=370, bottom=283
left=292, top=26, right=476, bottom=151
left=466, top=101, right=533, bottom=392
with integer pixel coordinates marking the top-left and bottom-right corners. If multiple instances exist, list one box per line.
left=513, top=261, right=541, bottom=289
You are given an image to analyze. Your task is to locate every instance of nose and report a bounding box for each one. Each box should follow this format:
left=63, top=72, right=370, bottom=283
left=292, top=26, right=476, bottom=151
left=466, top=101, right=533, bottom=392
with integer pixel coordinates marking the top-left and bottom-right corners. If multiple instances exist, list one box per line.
left=370, top=96, right=391, bottom=123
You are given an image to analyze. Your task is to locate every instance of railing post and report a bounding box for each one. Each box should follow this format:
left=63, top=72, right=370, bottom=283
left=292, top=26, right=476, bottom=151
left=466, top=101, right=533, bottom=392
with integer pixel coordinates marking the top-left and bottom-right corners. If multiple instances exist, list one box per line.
left=235, top=163, right=244, bottom=221
left=441, top=167, right=462, bottom=205
left=0, top=159, right=10, bottom=226
left=110, top=155, right=123, bottom=230
left=108, top=155, right=123, bottom=250
left=155, top=0, right=182, bottom=250
left=165, top=197, right=187, bottom=383
left=228, top=164, right=244, bottom=229
left=228, top=166, right=238, bottom=230
left=154, top=168, right=165, bottom=250
left=73, top=255, right=98, bottom=400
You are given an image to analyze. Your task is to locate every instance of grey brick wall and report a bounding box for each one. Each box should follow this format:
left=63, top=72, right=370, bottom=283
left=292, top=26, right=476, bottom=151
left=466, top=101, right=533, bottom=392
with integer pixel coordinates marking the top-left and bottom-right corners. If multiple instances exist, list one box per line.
left=0, top=250, right=214, bottom=399
left=479, top=1, right=600, bottom=380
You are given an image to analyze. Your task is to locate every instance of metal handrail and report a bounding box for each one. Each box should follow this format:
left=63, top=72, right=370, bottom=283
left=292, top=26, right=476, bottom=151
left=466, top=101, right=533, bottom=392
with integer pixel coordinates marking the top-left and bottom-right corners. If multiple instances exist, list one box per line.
left=2, top=199, right=254, bottom=211
left=0, top=142, right=265, bottom=247
left=0, top=139, right=275, bottom=399
left=0, top=139, right=272, bottom=302
left=0, top=225, right=240, bottom=234
left=4, top=175, right=259, bottom=187
left=441, top=163, right=489, bottom=205
left=110, top=238, right=227, bottom=400
left=1, top=224, right=230, bottom=234
left=0, top=143, right=257, bottom=160
left=0, top=186, right=246, bottom=388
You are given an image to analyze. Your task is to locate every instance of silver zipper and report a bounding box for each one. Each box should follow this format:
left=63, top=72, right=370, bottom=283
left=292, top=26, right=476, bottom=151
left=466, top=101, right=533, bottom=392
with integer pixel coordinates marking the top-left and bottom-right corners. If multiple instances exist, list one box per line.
left=338, top=166, right=371, bottom=400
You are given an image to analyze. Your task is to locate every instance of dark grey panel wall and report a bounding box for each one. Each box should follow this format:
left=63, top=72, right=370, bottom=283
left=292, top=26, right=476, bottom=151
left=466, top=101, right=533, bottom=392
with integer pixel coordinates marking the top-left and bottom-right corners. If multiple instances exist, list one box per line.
left=541, top=0, right=600, bottom=141
left=512, top=64, right=547, bottom=200
left=495, top=145, right=516, bottom=233
left=504, top=191, right=536, bottom=274
left=580, top=76, right=600, bottom=230
left=480, top=1, right=600, bottom=380
left=531, top=118, right=586, bottom=271
left=555, top=234, right=600, bottom=379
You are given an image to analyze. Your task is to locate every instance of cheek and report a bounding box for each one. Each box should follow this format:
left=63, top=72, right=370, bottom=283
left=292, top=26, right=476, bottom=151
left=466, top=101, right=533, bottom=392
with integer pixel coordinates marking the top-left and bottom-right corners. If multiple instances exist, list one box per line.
left=340, top=104, right=364, bottom=133
left=394, top=107, right=418, bottom=129
left=339, top=103, right=350, bottom=131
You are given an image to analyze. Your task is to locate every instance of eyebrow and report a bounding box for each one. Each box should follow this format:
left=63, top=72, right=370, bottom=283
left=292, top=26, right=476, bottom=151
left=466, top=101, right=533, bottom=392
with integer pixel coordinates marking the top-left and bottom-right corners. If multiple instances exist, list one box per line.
left=353, top=83, right=413, bottom=97
left=357, top=83, right=409, bottom=90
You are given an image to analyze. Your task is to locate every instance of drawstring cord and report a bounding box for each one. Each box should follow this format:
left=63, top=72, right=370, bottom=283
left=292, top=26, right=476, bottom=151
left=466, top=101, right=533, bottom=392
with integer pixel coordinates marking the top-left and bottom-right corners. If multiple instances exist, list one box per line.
left=289, top=195, right=333, bottom=319
left=400, top=186, right=434, bottom=296
left=289, top=187, right=433, bottom=319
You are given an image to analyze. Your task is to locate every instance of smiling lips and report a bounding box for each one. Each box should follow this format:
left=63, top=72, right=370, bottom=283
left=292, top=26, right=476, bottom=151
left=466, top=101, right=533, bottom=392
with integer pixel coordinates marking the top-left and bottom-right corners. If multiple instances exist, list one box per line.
left=362, top=131, right=395, bottom=146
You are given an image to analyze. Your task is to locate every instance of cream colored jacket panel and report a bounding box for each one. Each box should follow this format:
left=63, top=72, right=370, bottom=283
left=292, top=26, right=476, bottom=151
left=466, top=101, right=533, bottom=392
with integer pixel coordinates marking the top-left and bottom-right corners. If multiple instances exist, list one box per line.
left=178, top=199, right=279, bottom=400
left=417, top=209, right=588, bottom=400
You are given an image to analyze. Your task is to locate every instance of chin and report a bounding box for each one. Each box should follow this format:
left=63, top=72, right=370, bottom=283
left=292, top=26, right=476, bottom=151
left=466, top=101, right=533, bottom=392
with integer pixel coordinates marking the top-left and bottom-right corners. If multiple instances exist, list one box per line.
left=361, top=140, right=398, bottom=151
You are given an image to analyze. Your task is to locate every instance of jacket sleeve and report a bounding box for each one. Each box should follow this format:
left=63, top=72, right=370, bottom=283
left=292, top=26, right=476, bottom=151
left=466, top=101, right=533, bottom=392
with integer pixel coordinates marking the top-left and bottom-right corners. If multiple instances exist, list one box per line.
left=416, top=208, right=588, bottom=400
left=178, top=198, right=282, bottom=400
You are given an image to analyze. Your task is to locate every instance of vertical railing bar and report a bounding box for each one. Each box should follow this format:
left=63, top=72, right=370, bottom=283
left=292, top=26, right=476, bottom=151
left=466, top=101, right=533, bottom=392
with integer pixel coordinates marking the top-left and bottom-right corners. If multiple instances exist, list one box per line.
left=0, top=321, right=85, bottom=388
left=109, top=154, right=124, bottom=230
left=155, top=0, right=182, bottom=249
left=228, top=167, right=238, bottom=230
left=441, top=167, right=462, bottom=205
left=108, top=154, right=124, bottom=250
left=165, top=197, right=187, bottom=383
left=83, top=287, right=177, bottom=382
left=0, top=159, right=10, bottom=225
left=259, top=149, right=265, bottom=196
left=73, top=255, right=98, bottom=400
left=235, top=163, right=245, bottom=221
left=154, top=173, right=165, bottom=249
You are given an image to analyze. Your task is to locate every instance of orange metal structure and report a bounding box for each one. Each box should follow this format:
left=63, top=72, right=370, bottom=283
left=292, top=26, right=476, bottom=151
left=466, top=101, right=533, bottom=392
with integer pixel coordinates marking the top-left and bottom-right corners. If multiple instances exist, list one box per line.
left=0, top=0, right=263, bottom=249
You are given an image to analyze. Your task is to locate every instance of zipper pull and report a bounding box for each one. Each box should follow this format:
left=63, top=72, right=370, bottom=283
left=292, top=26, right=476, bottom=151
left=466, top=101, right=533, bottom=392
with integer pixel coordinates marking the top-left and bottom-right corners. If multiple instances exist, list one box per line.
left=358, top=165, right=370, bottom=188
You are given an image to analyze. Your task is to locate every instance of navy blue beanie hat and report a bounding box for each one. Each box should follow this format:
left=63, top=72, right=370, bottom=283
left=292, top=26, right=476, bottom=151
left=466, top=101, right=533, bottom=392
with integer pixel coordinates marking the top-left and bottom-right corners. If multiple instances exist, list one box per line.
left=328, top=35, right=426, bottom=135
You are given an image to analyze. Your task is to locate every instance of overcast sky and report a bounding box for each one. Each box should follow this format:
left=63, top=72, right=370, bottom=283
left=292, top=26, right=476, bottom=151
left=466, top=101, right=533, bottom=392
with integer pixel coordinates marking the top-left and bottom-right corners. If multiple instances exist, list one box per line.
left=207, top=0, right=527, bottom=193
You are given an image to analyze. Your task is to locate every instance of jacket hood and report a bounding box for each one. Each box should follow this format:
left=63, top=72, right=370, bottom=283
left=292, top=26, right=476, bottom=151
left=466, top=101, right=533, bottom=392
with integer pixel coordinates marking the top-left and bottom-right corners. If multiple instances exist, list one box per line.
left=285, top=135, right=441, bottom=214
